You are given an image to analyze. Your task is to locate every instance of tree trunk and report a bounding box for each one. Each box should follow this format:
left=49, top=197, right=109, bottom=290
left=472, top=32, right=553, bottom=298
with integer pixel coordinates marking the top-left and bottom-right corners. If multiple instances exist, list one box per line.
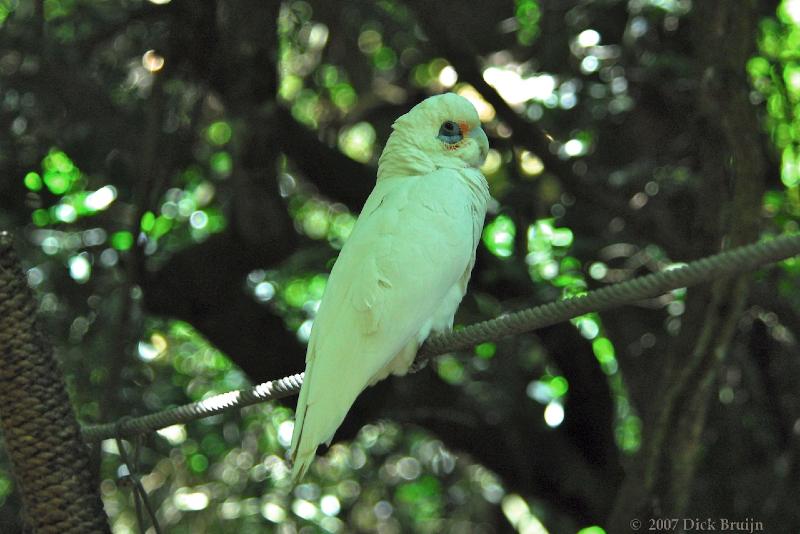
left=0, top=232, right=110, bottom=534
left=607, top=1, right=766, bottom=529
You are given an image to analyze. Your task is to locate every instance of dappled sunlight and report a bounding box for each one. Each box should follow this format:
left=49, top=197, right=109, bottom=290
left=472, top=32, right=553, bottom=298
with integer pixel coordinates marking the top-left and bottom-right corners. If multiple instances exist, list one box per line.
left=483, top=214, right=516, bottom=258
left=2, top=0, right=799, bottom=531
left=502, top=494, right=549, bottom=534
left=338, top=122, right=376, bottom=163
left=483, top=67, right=557, bottom=107
left=141, top=50, right=165, bottom=73
left=519, top=150, right=544, bottom=176
left=455, top=84, right=496, bottom=122
left=543, top=401, right=564, bottom=428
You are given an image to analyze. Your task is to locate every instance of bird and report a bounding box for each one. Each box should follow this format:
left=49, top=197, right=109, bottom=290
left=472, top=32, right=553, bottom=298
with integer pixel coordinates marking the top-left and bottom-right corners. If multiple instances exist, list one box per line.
left=289, top=93, right=491, bottom=481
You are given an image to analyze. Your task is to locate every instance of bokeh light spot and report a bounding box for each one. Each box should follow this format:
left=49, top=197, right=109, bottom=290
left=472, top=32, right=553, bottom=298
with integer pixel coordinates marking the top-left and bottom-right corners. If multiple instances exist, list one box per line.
left=482, top=214, right=516, bottom=258
left=320, top=494, right=341, bottom=516
left=207, top=121, right=232, bottom=146
left=68, top=254, right=91, bottom=283
left=85, top=185, right=117, bottom=211
left=142, top=50, right=165, bottom=73
left=277, top=420, right=294, bottom=447
left=338, top=122, right=376, bottom=163
left=174, top=488, right=209, bottom=511
left=577, top=29, right=601, bottom=47
left=544, top=401, right=565, bottom=427
left=24, top=172, right=42, bottom=191
left=111, top=231, right=134, bottom=251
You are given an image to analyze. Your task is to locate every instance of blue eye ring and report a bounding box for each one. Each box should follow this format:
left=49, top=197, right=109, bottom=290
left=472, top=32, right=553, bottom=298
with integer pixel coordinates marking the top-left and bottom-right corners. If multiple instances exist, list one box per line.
left=438, top=120, right=463, bottom=144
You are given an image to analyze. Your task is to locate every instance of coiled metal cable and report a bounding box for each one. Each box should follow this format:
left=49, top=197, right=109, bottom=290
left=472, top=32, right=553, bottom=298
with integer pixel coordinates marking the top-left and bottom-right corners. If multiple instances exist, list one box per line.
left=82, top=233, right=800, bottom=442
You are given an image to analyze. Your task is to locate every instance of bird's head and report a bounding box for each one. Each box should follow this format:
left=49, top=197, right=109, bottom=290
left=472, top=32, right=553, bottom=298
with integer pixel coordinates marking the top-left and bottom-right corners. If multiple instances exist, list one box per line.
left=378, top=93, right=489, bottom=180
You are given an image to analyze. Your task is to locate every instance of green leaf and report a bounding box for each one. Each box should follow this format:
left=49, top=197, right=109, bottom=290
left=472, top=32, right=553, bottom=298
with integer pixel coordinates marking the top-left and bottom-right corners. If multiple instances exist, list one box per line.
left=210, top=151, right=232, bottom=176
left=483, top=214, right=516, bottom=258
left=475, top=342, right=496, bottom=359
left=111, top=231, right=134, bottom=251
left=140, top=211, right=155, bottom=232
left=207, top=121, right=232, bottom=146
left=189, top=453, right=209, bottom=473
left=436, top=355, right=466, bottom=384
left=24, top=172, right=43, bottom=191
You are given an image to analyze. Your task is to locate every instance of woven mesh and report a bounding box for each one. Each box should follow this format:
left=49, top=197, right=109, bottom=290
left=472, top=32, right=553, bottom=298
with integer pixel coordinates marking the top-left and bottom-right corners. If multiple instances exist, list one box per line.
left=0, top=233, right=110, bottom=533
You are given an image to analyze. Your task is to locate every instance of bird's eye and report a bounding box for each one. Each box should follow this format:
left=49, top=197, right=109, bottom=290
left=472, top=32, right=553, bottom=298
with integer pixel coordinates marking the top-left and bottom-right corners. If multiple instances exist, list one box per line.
left=437, top=120, right=463, bottom=144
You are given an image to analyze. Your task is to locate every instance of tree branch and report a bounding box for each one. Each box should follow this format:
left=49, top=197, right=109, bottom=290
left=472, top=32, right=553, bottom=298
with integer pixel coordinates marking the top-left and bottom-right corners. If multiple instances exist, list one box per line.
left=276, top=106, right=374, bottom=212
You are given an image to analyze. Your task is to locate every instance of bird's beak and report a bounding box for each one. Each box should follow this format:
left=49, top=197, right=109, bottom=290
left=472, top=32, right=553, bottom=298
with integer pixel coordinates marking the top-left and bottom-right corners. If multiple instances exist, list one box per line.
left=469, top=127, right=489, bottom=167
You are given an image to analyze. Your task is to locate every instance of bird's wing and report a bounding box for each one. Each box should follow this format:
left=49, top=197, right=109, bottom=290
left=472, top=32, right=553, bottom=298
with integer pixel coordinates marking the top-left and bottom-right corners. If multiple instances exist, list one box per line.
left=289, top=167, right=480, bottom=479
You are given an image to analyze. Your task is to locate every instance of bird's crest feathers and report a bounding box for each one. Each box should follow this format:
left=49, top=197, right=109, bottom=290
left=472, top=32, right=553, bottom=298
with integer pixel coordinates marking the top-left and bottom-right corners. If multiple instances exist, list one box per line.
left=378, top=93, right=487, bottom=180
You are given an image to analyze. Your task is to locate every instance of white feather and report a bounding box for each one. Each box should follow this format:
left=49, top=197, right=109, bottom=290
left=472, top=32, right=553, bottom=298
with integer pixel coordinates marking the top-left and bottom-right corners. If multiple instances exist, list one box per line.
left=289, top=94, right=490, bottom=481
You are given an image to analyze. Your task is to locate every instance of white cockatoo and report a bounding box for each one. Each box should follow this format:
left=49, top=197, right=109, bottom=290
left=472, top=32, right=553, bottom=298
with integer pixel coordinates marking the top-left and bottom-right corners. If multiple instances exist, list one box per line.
left=289, top=93, right=490, bottom=481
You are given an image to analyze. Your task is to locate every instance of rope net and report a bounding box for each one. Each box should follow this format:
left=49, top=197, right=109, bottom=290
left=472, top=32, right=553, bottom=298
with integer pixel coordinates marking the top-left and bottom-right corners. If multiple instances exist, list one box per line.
left=81, top=233, right=800, bottom=442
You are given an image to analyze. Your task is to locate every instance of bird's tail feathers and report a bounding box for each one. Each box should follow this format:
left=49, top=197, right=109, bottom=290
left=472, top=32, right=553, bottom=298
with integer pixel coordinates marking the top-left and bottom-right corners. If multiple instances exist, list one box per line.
left=290, top=447, right=316, bottom=483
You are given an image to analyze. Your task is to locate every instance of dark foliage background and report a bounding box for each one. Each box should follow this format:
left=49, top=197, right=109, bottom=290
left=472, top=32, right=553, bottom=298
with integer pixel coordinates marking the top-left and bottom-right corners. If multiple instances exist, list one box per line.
left=1, top=0, right=799, bottom=532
